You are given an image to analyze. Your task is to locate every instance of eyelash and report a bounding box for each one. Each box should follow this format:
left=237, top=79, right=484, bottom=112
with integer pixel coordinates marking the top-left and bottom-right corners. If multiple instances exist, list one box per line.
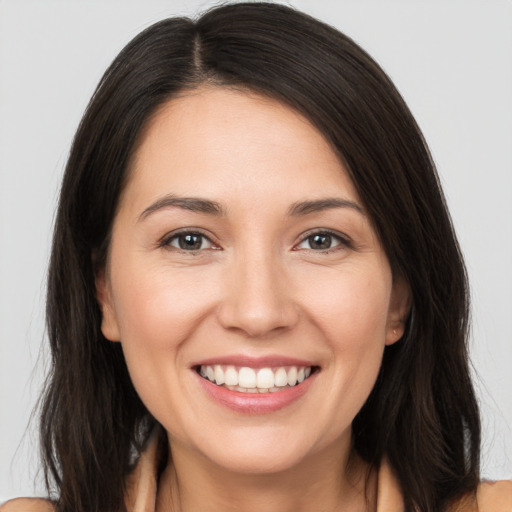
left=159, top=230, right=217, bottom=254
left=294, top=229, right=352, bottom=253
left=159, top=229, right=351, bottom=254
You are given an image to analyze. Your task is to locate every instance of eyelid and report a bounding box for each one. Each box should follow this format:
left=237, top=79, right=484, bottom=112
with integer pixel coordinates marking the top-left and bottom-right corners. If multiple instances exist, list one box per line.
left=293, top=229, right=352, bottom=252
left=159, top=228, right=220, bottom=252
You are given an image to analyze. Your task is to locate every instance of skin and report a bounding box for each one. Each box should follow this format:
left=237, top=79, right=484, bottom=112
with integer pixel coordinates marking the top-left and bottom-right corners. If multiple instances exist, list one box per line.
left=97, top=87, right=410, bottom=512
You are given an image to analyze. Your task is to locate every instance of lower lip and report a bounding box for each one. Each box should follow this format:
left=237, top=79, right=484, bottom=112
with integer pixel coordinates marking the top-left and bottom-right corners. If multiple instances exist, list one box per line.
left=196, top=371, right=317, bottom=414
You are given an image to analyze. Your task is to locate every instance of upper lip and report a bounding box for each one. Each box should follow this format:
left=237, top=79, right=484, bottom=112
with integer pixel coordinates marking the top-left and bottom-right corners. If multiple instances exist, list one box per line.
left=192, top=355, right=317, bottom=369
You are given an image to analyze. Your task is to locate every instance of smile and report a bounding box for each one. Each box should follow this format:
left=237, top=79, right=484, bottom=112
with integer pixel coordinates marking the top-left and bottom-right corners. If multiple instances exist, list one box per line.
left=198, top=365, right=314, bottom=393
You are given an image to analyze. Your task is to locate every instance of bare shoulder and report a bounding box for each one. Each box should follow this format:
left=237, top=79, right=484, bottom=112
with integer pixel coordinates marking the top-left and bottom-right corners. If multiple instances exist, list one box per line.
left=0, top=498, right=55, bottom=512
left=477, top=480, right=512, bottom=511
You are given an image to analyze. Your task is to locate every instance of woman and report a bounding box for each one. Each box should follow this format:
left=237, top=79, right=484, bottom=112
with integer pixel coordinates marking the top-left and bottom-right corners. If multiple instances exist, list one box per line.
left=2, top=2, right=511, bottom=512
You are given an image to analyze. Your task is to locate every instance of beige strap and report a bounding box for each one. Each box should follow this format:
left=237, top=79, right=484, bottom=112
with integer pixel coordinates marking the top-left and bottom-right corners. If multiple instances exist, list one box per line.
left=376, top=459, right=405, bottom=512
left=125, top=431, right=160, bottom=512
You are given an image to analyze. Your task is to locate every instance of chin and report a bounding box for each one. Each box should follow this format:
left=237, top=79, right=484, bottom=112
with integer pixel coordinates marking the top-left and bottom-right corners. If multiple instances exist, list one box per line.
left=209, top=446, right=309, bottom=475
left=184, top=424, right=335, bottom=476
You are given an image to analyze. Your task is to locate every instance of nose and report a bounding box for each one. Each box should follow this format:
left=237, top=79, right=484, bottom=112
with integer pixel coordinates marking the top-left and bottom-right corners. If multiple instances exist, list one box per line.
left=217, top=251, right=299, bottom=338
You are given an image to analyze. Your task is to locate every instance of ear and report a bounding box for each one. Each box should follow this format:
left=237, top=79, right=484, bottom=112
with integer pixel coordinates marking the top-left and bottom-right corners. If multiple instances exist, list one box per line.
left=385, top=276, right=411, bottom=346
left=95, top=268, right=121, bottom=342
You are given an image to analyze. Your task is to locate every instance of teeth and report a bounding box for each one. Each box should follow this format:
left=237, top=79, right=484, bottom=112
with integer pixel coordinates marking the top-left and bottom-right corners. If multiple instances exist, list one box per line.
left=224, top=366, right=238, bottom=386
left=239, top=367, right=256, bottom=388
left=274, top=367, right=288, bottom=387
left=214, top=365, right=224, bottom=385
left=198, top=364, right=314, bottom=393
left=287, top=367, right=297, bottom=386
left=256, top=368, right=274, bottom=388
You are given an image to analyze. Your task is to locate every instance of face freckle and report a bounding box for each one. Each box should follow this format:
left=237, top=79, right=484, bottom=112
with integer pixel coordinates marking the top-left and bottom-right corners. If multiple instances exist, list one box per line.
left=96, top=86, right=410, bottom=476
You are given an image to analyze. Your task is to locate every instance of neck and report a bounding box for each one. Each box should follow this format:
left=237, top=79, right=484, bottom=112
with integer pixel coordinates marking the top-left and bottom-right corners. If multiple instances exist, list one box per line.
left=156, top=436, right=376, bottom=512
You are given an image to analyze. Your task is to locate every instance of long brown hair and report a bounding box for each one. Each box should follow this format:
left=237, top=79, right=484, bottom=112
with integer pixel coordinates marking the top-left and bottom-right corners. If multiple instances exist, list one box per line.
left=41, top=3, right=480, bottom=511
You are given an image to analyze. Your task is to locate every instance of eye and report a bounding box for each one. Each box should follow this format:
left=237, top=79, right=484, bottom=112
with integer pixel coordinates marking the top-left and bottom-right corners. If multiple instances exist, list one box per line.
left=164, top=232, right=214, bottom=251
left=295, top=231, right=347, bottom=251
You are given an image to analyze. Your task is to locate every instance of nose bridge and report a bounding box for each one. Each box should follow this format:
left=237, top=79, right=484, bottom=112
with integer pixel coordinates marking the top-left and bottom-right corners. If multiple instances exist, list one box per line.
left=217, top=241, right=298, bottom=337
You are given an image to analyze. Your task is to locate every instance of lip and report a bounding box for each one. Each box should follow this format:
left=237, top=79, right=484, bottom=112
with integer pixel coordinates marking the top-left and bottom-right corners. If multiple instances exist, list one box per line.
left=194, top=363, right=318, bottom=415
left=192, top=355, right=317, bottom=369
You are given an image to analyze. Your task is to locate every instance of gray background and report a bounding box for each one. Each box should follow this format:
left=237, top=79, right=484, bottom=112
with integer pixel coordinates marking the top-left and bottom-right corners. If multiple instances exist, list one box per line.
left=1, top=0, right=511, bottom=501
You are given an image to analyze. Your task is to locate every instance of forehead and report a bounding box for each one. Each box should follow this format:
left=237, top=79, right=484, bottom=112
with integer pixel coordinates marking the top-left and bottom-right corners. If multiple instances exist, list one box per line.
left=122, top=86, right=360, bottom=214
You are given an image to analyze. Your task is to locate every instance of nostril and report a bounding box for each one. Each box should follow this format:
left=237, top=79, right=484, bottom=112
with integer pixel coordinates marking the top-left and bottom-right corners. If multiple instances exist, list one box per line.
left=216, top=302, right=299, bottom=339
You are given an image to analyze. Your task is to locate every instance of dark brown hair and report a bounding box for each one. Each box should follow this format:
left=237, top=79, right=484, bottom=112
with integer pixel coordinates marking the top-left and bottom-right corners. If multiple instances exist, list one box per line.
left=41, top=3, right=480, bottom=511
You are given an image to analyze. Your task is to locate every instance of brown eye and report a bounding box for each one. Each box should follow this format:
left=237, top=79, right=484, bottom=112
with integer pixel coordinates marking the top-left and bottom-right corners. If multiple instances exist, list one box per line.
left=309, top=234, right=333, bottom=250
left=296, top=231, right=345, bottom=251
left=166, top=232, right=213, bottom=251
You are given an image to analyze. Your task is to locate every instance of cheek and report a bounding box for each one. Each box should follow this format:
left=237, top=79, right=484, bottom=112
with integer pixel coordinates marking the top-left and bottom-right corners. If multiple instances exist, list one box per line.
left=108, top=262, right=221, bottom=430
left=298, top=265, right=391, bottom=343
left=111, top=262, right=219, bottom=349
left=297, top=266, right=391, bottom=422
left=107, top=260, right=221, bottom=409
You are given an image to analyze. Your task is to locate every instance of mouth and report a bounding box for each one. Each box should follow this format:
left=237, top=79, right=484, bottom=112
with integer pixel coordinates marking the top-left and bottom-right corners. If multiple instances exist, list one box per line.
left=195, top=364, right=318, bottom=394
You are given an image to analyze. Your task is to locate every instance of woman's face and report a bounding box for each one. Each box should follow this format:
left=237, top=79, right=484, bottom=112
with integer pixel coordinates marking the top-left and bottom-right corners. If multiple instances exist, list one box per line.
left=97, top=87, right=409, bottom=474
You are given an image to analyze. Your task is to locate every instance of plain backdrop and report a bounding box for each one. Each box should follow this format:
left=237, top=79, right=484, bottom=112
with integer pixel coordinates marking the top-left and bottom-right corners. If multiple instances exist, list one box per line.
left=1, top=0, right=511, bottom=501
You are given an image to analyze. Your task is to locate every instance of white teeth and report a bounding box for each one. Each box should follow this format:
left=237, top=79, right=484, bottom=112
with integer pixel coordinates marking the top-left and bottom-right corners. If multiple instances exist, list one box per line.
left=274, top=367, right=288, bottom=387
left=287, top=366, right=297, bottom=386
left=256, top=368, right=274, bottom=388
left=214, top=365, right=224, bottom=385
left=238, top=367, right=257, bottom=388
left=224, top=366, right=238, bottom=386
left=199, top=364, right=314, bottom=392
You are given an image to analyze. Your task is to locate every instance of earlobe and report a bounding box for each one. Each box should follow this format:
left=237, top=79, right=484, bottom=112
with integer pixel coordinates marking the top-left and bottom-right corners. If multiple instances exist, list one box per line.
left=385, top=277, right=411, bottom=346
left=95, top=269, right=121, bottom=342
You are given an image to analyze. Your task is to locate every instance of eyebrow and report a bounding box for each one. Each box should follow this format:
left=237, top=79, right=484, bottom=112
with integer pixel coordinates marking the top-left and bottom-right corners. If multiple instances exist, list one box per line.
left=138, top=195, right=225, bottom=222
left=287, top=198, right=364, bottom=216
left=138, top=195, right=363, bottom=222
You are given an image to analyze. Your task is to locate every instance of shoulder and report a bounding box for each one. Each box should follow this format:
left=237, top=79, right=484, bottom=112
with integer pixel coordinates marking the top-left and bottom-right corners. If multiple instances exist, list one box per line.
left=476, top=480, right=512, bottom=511
left=447, top=481, right=512, bottom=512
left=0, top=498, right=55, bottom=512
